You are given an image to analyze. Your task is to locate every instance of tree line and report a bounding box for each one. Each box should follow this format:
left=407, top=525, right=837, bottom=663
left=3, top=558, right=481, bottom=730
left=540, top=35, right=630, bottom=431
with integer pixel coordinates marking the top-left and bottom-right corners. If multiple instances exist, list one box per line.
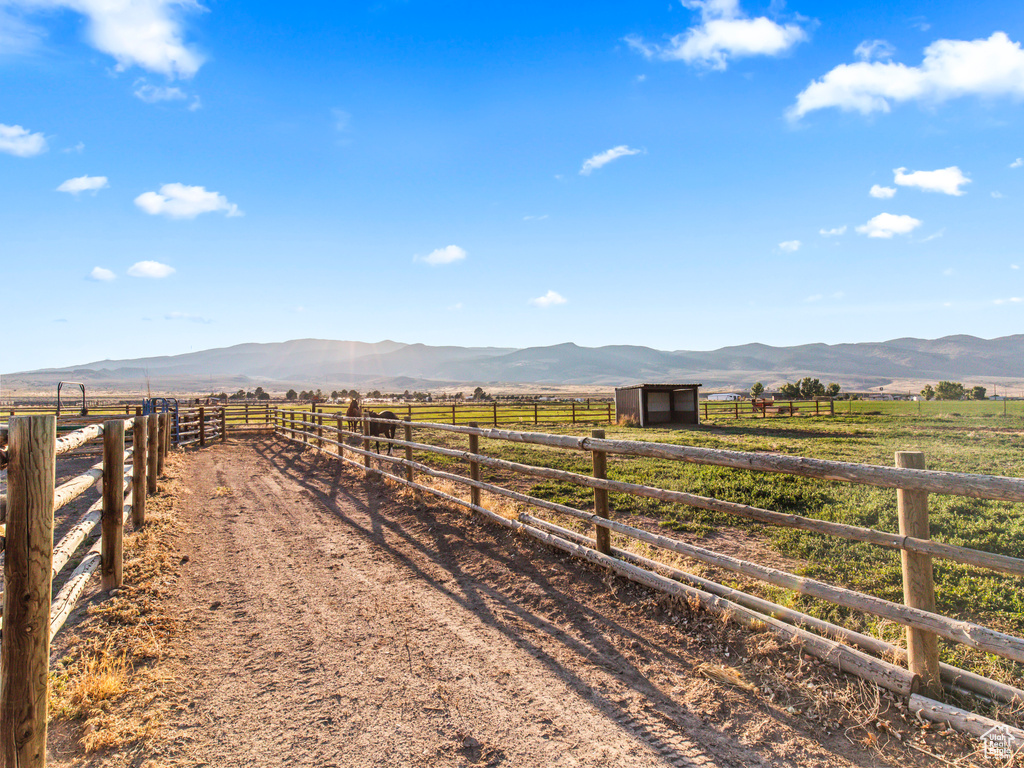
left=920, top=382, right=987, bottom=400
left=749, top=378, right=841, bottom=400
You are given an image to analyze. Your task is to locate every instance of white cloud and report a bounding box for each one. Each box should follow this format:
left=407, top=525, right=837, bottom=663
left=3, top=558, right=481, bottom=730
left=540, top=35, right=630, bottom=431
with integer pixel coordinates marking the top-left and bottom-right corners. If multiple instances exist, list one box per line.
left=625, top=0, right=807, bottom=71
left=819, top=225, right=847, bottom=236
left=994, top=297, right=1023, bottom=305
left=415, top=245, right=467, bottom=266
left=134, top=183, right=241, bottom=219
left=165, top=310, right=210, bottom=322
left=778, top=240, right=801, bottom=252
left=57, top=175, right=108, bottom=194
left=0, top=7, right=45, bottom=55
left=0, top=123, right=47, bottom=157
left=62, top=141, right=85, bottom=153
left=805, top=293, right=823, bottom=302
left=87, top=266, right=115, bottom=281
left=1012, top=264, right=1020, bottom=270
left=529, top=290, right=567, bottom=308
left=1012, top=158, right=1023, bottom=168
left=942, top=267, right=955, bottom=276
left=128, top=260, right=175, bottom=278
left=790, top=32, right=1024, bottom=120
left=580, top=145, right=642, bottom=175
left=920, top=228, right=945, bottom=242
left=523, top=214, right=549, bottom=221
left=854, top=39, right=895, bottom=62
left=9, top=0, right=204, bottom=78
left=870, top=184, right=897, bottom=198
left=894, top=166, right=970, bottom=196
left=133, top=81, right=187, bottom=103
left=855, top=213, right=922, bottom=238
left=992, top=191, right=1004, bottom=198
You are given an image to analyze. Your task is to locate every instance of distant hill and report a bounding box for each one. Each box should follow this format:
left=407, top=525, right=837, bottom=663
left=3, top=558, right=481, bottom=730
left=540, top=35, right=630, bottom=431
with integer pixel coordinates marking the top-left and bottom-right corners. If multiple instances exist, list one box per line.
left=5, top=335, right=1024, bottom=395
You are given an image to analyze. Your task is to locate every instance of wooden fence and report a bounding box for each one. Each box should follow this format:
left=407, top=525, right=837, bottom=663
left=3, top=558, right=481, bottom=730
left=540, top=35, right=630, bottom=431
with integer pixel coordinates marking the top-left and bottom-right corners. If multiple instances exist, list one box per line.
left=0, top=409, right=220, bottom=767
left=272, top=409, right=1024, bottom=747
left=701, top=398, right=835, bottom=420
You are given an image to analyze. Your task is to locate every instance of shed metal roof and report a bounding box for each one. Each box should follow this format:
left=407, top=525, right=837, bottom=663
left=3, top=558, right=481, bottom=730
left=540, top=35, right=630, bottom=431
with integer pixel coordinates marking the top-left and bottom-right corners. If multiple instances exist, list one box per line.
left=614, top=383, right=702, bottom=391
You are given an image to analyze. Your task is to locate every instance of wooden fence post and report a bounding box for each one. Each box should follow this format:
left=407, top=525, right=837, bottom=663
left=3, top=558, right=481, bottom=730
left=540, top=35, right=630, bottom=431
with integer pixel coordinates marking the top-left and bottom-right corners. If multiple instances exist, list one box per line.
left=133, top=407, right=147, bottom=527
left=1, top=415, right=56, bottom=768
left=362, top=414, right=371, bottom=470
left=336, top=414, right=345, bottom=458
left=468, top=423, right=481, bottom=509
left=102, top=419, right=125, bottom=590
left=221, top=406, right=227, bottom=443
left=896, top=451, right=941, bottom=697
left=317, top=408, right=323, bottom=447
left=830, top=399, right=835, bottom=416
left=534, top=402, right=538, bottom=425
left=572, top=401, right=576, bottom=425
left=452, top=404, right=457, bottom=425
left=407, top=403, right=413, bottom=421
left=607, top=402, right=612, bottom=424
left=147, top=413, right=158, bottom=494
left=404, top=418, right=414, bottom=483
left=199, top=406, right=206, bottom=447
left=592, top=429, right=611, bottom=555
left=493, top=402, right=498, bottom=426
left=157, top=413, right=167, bottom=477
left=245, top=403, right=249, bottom=425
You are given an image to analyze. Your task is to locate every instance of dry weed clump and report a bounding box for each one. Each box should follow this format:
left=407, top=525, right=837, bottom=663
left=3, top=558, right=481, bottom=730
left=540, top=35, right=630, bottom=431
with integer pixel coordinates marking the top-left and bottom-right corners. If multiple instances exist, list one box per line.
left=49, top=454, right=186, bottom=757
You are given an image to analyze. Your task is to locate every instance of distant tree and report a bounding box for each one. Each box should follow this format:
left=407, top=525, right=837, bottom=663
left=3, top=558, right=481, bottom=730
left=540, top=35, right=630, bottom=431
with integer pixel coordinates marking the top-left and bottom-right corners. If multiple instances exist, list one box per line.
left=920, top=384, right=935, bottom=401
left=749, top=382, right=764, bottom=399
left=799, top=377, right=825, bottom=399
left=286, top=389, right=297, bottom=401
left=254, top=386, right=265, bottom=397
left=935, top=381, right=966, bottom=401
left=369, top=390, right=381, bottom=398
left=779, top=382, right=800, bottom=399
left=825, top=382, right=841, bottom=398
left=257, top=391, right=270, bottom=401
left=972, top=386, right=987, bottom=401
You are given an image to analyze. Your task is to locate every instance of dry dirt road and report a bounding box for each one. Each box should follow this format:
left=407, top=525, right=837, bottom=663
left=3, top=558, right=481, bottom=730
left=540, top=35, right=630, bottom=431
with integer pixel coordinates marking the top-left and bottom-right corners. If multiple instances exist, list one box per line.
left=75, top=437, right=918, bottom=767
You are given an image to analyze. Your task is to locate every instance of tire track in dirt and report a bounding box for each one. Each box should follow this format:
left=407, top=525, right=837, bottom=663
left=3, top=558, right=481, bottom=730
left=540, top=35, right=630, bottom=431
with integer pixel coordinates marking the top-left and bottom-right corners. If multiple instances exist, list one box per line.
left=149, top=439, right=884, bottom=767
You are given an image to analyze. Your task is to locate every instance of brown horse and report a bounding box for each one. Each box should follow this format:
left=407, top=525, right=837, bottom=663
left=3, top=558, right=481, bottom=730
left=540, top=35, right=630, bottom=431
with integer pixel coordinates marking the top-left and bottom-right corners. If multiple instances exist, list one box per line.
left=366, top=410, right=398, bottom=454
left=345, top=399, right=361, bottom=434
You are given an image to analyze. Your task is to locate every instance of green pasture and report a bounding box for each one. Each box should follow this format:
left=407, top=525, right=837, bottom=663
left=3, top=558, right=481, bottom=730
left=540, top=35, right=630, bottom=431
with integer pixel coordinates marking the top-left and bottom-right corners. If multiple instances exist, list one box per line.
left=409, top=409, right=1024, bottom=687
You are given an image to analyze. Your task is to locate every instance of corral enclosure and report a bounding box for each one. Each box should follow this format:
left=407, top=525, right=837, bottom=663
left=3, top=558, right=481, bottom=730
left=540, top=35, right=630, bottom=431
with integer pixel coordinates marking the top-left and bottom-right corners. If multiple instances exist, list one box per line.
left=3, top=396, right=1024, bottom=763
left=265, top=401, right=1024, bottom=744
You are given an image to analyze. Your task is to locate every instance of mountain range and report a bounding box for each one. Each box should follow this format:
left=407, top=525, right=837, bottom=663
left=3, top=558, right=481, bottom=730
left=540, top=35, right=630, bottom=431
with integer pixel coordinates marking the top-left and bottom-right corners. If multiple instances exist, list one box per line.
left=4, top=335, right=1024, bottom=396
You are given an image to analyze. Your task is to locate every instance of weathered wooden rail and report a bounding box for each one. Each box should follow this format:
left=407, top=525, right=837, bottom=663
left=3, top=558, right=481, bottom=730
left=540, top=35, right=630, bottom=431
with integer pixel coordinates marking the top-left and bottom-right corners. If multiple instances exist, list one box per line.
left=0, top=409, right=218, bottom=767
left=272, top=409, right=1024, bottom=749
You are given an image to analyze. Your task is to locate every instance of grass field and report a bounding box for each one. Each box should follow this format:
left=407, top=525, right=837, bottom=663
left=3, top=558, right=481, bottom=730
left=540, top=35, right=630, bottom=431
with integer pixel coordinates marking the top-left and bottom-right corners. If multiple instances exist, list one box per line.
left=410, top=408, right=1024, bottom=689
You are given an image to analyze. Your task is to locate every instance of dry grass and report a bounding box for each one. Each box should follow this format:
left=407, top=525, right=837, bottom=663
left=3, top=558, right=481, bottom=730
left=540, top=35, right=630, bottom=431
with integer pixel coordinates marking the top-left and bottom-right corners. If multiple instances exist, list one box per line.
left=49, top=454, right=187, bottom=761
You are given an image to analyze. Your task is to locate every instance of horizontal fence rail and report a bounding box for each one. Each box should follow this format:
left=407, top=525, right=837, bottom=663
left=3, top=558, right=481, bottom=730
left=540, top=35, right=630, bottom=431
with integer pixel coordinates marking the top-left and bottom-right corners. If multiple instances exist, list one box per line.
left=270, top=409, right=1024, bottom=743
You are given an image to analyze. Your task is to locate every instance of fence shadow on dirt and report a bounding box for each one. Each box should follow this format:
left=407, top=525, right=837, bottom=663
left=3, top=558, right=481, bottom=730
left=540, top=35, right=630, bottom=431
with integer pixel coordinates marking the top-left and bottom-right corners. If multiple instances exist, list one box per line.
left=252, top=436, right=884, bottom=768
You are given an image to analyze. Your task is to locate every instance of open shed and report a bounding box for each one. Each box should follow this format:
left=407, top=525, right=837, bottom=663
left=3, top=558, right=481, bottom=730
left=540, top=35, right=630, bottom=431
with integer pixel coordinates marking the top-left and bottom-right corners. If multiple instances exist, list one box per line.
left=614, top=384, right=702, bottom=426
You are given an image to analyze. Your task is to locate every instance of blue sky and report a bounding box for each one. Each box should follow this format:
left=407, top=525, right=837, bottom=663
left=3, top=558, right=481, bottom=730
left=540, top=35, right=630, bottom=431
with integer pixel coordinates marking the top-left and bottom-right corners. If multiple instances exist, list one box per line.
left=2, top=0, right=1024, bottom=371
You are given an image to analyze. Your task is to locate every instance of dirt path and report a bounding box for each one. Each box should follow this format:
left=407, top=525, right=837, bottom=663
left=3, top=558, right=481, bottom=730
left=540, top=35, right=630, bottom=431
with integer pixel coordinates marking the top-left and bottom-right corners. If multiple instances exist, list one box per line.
left=116, top=438, right=901, bottom=767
